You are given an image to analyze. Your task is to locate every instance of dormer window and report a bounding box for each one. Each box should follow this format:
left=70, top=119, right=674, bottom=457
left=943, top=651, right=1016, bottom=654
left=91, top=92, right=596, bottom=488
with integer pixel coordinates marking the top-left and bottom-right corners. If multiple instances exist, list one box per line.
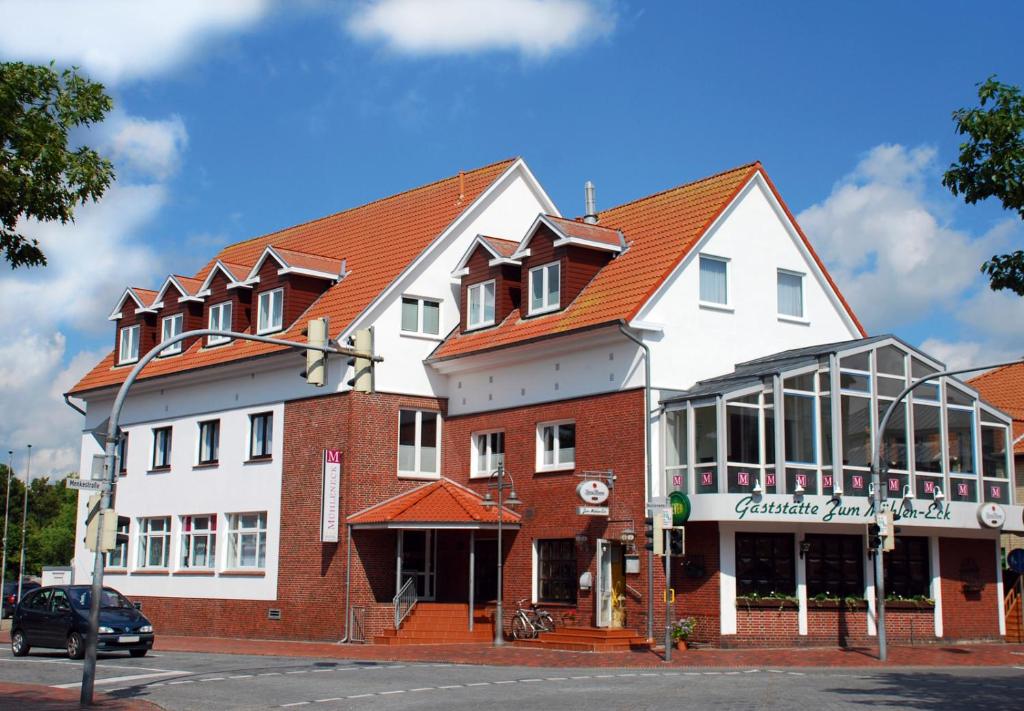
left=207, top=301, right=233, bottom=345
left=529, top=262, right=560, bottom=315
left=160, top=314, right=183, bottom=355
left=118, top=325, right=140, bottom=365
left=401, top=296, right=441, bottom=336
left=466, top=280, right=496, bottom=330
left=257, top=288, right=283, bottom=334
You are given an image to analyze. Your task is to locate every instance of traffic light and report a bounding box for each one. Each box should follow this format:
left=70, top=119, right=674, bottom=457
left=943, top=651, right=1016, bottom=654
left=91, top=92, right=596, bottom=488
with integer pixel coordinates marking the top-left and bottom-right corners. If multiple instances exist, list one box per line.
left=643, top=515, right=664, bottom=555
left=115, top=516, right=130, bottom=547
left=346, top=328, right=374, bottom=393
left=301, top=318, right=328, bottom=387
left=866, top=522, right=882, bottom=551
left=669, top=529, right=685, bottom=556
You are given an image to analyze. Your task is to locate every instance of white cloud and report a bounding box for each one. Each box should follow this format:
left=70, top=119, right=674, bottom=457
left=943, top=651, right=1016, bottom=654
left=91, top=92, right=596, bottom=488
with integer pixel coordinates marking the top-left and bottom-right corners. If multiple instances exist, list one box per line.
left=105, top=114, right=189, bottom=180
left=919, top=338, right=1020, bottom=373
left=346, top=0, right=616, bottom=58
left=0, top=0, right=271, bottom=84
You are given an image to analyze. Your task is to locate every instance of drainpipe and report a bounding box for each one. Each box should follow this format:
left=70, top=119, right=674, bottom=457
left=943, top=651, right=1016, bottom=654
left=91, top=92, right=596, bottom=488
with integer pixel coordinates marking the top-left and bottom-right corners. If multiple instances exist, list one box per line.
left=618, top=321, right=654, bottom=642
left=63, top=393, right=86, bottom=417
left=340, top=523, right=353, bottom=643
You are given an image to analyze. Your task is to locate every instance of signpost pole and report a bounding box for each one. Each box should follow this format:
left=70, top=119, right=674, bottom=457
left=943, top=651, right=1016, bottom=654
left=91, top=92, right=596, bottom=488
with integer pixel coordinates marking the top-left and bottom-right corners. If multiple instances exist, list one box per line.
left=664, top=527, right=672, bottom=662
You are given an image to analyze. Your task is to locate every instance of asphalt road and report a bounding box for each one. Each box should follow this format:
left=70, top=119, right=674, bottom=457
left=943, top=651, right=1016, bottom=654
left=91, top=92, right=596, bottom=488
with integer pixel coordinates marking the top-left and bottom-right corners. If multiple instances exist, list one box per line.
left=1, top=646, right=1023, bottom=710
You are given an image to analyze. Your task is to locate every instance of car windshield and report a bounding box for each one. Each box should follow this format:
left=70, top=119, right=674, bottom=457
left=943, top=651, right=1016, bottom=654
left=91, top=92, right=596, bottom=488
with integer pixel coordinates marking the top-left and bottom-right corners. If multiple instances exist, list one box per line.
left=69, top=588, right=135, bottom=610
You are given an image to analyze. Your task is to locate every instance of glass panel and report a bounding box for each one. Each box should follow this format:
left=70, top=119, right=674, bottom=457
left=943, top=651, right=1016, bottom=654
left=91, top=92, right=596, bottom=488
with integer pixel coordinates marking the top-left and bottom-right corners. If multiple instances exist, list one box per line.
left=786, top=468, right=818, bottom=495
left=946, top=408, right=974, bottom=474
left=911, top=358, right=938, bottom=379
left=947, top=385, right=974, bottom=407
left=983, top=479, right=1010, bottom=503
left=699, top=256, right=727, bottom=304
left=401, top=297, right=419, bottom=331
left=423, top=300, right=440, bottom=334
left=666, top=410, right=687, bottom=468
left=542, top=426, right=554, bottom=466
left=777, top=271, right=803, bottom=317
left=878, top=401, right=907, bottom=470
left=915, top=475, right=943, bottom=500
left=476, top=434, right=488, bottom=473
left=727, top=466, right=761, bottom=493
left=493, top=432, right=505, bottom=470
left=805, top=534, right=864, bottom=598
left=841, top=396, right=870, bottom=467
left=875, top=345, right=906, bottom=376
left=882, top=472, right=909, bottom=500
left=764, top=400, right=775, bottom=465
left=913, top=404, right=942, bottom=473
left=950, top=478, right=976, bottom=502
left=784, top=394, right=815, bottom=463
left=784, top=372, right=815, bottom=392
left=398, top=410, right=417, bottom=471
left=843, top=469, right=870, bottom=496
left=876, top=376, right=906, bottom=398
left=695, top=466, right=718, bottom=494
left=546, top=264, right=560, bottom=307
left=820, top=395, right=833, bottom=466
left=914, top=382, right=940, bottom=402
left=482, top=283, right=495, bottom=323
left=821, top=469, right=838, bottom=495
left=530, top=268, right=544, bottom=311
left=735, top=533, right=796, bottom=596
left=694, top=405, right=717, bottom=464
left=840, top=351, right=870, bottom=371
left=818, top=371, right=831, bottom=393
left=420, top=413, right=437, bottom=473
left=557, top=423, right=575, bottom=465
left=981, top=425, right=1008, bottom=478
left=727, top=404, right=759, bottom=464
left=840, top=371, right=870, bottom=392
left=272, top=290, right=283, bottom=328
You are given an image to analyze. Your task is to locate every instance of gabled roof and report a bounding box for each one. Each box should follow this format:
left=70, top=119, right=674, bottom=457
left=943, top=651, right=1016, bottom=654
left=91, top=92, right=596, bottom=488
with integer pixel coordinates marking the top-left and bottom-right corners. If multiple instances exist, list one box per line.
left=347, top=478, right=521, bottom=528
left=510, top=214, right=624, bottom=258
left=71, top=158, right=518, bottom=395
left=970, top=363, right=1024, bottom=454
left=107, top=287, right=158, bottom=320
left=432, top=162, right=865, bottom=362
left=244, top=245, right=345, bottom=283
left=152, top=275, right=204, bottom=307
left=452, top=234, right=522, bottom=275
left=196, top=259, right=254, bottom=295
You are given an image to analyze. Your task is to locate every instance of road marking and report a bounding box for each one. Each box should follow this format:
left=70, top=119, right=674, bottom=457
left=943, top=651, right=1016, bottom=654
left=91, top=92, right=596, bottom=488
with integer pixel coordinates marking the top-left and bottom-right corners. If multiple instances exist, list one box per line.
left=439, top=684, right=464, bottom=688
left=640, top=673, right=659, bottom=677
left=570, top=675, right=592, bottom=679
left=168, top=680, right=194, bottom=685
left=315, top=699, right=343, bottom=703
left=200, top=677, right=225, bottom=682
left=229, top=674, right=253, bottom=679
left=0, top=657, right=168, bottom=672
left=744, top=669, right=761, bottom=673
left=346, top=694, right=374, bottom=699
left=519, top=678, right=541, bottom=683
left=311, top=668, right=332, bottom=673
left=466, top=682, right=490, bottom=686
left=380, top=690, right=406, bottom=695
left=493, top=680, right=516, bottom=684
left=594, top=674, right=615, bottom=678
left=409, top=687, right=434, bottom=692
left=546, top=676, right=568, bottom=681
left=617, top=673, right=637, bottom=677
left=259, top=672, right=282, bottom=676
left=281, top=703, right=310, bottom=708
left=52, top=670, right=186, bottom=689
left=662, top=672, right=679, bottom=677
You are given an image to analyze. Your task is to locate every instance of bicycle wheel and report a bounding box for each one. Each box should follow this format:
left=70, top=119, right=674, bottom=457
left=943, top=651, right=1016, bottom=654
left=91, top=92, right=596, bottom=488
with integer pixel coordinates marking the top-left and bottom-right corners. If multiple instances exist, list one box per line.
left=535, top=612, right=555, bottom=633
left=511, top=614, right=532, bottom=640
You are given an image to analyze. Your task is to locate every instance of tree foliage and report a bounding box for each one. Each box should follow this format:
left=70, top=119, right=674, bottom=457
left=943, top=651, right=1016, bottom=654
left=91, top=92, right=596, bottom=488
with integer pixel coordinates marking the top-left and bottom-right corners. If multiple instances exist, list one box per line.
left=0, top=464, right=78, bottom=580
left=943, top=76, right=1024, bottom=295
left=0, top=62, right=115, bottom=268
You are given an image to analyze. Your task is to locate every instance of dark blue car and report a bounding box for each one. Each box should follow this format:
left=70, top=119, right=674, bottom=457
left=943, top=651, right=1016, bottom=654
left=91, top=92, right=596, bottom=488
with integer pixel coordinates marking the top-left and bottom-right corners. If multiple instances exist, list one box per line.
left=10, top=585, right=154, bottom=659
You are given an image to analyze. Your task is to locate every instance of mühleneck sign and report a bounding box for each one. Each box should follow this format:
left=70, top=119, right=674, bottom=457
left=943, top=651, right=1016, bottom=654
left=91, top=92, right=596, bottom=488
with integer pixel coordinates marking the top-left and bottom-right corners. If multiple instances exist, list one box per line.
left=321, top=449, right=341, bottom=543
left=687, top=493, right=1024, bottom=532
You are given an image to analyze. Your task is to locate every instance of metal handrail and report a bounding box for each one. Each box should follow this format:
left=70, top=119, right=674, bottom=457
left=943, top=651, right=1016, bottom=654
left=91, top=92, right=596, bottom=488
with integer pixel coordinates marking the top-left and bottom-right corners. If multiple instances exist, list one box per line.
left=1006, top=575, right=1024, bottom=640
left=394, top=576, right=417, bottom=630
left=625, top=584, right=644, bottom=601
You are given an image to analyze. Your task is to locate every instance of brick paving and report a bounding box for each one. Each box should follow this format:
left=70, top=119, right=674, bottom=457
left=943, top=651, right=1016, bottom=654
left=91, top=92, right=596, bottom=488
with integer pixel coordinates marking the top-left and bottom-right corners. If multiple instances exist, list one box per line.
left=0, top=681, right=162, bottom=711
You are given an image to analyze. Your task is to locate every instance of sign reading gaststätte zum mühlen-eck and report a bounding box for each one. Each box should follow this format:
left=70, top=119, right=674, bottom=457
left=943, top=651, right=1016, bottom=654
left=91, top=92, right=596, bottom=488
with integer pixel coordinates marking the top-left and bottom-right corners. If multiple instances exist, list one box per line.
left=321, top=449, right=341, bottom=543
left=687, top=494, right=1024, bottom=532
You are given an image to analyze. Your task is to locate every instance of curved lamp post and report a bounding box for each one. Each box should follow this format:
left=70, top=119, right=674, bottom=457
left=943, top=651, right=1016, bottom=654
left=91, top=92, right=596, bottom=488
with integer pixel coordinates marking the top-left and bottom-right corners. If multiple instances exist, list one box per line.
left=481, top=462, right=521, bottom=646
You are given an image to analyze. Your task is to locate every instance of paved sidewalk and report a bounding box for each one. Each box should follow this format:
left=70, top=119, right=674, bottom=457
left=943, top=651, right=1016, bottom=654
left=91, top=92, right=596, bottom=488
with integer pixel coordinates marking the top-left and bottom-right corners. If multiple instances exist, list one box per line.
left=0, top=682, right=162, bottom=711
left=151, top=634, right=1024, bottom=668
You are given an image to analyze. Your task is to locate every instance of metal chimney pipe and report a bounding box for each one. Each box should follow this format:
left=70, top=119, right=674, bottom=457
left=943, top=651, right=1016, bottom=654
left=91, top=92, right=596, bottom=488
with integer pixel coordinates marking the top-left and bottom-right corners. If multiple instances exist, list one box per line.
left=584, top=181, right=598, bottom=224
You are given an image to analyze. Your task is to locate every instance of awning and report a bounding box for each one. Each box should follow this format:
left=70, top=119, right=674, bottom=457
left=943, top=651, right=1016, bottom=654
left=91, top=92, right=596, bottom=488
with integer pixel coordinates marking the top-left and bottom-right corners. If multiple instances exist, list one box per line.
left=347, top=477, right=521, bottom=530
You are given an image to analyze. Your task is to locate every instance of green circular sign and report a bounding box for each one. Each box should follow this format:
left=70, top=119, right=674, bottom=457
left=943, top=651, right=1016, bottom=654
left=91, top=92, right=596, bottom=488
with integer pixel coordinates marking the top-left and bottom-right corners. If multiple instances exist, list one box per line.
left=669, top=491, right=691, bottom=527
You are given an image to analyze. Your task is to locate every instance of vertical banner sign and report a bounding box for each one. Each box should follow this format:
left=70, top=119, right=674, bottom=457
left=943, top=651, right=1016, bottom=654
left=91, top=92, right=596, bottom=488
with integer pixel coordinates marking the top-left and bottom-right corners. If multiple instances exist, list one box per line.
left=321, top=449, right=341, bottom=543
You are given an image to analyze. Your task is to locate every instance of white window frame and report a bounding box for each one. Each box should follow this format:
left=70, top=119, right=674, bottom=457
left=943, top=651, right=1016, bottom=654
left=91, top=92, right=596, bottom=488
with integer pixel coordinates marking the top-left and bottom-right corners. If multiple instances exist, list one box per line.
left=466, top=280, right=496, bottom=330
left=528, top=262, right=561, bottom=315
left=226, top=512, right=267, bottom=570
left=698, top=253, right=730, bottom=309
left=536, top=419, right=576, bottom=472
left=257, top=288, right=284, bottom=334
left=197, top=419, right=220, bottom=465
left=400, top=295, right=442, bottom=337
left=248, top=411, right=274, bottom=460
left=397, top=409, right=442, bottom=480
left=152, top=426, right=172, bottom=470
left=137, top=516, right=171, bottom=569
left=470, top=429, right=505, bottom=479
left=106, top=518, right=130, bottom=569
left=207, top=301, right=233, bottom=345
left=777, top=268, right=806, bottom=321
left=118, top=324, right=140, bottom=364
left=160, top=313, right=183, bottom=355
left=180, top=514, right=217, bottom=570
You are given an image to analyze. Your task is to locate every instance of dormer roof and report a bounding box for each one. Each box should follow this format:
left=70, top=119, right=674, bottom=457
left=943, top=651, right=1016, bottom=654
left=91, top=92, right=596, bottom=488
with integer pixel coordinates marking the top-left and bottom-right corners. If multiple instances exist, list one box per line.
left=152, top=275, right=204, bottom=308
left=107, top=287, right=158, bottom=321
left=244, top=245, right=346, bottom=284
left=510, top=214, right=625, bottom=259
left=451, top=234, right=522, bottom=276
left=195, top=259, right=254, bottom=296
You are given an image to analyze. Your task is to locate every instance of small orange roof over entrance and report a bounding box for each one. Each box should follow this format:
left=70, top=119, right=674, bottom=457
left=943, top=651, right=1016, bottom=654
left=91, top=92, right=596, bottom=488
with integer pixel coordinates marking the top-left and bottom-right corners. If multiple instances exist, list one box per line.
left=347, top=478, right=521, bottom=528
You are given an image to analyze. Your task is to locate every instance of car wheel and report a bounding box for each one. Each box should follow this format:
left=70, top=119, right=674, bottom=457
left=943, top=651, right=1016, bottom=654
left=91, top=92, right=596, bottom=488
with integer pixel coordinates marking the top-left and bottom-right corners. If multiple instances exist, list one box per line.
left=11, top=630, right=30, bottom=657
left=129, top=649, right=148, bottom=658
left=66, top=632, right=85, bottom=660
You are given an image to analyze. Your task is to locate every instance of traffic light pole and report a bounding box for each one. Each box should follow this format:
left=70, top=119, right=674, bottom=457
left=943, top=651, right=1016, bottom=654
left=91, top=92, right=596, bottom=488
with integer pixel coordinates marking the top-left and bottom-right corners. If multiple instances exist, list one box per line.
left=79, top=328, right=380, bottom=705
left=664, top=530, right=672, bottom=662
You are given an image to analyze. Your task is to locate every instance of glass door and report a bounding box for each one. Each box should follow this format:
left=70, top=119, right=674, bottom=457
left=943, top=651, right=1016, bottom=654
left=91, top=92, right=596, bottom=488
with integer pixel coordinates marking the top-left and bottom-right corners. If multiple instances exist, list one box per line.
left=595, top=539, right=612, bottom=628
left=399, top=530, right=436, bottom=600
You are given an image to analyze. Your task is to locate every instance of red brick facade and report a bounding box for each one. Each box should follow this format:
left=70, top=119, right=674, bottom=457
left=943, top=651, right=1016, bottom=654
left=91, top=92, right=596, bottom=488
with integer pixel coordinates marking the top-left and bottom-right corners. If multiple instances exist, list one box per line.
left=940, top=537, right=1001, bottom=641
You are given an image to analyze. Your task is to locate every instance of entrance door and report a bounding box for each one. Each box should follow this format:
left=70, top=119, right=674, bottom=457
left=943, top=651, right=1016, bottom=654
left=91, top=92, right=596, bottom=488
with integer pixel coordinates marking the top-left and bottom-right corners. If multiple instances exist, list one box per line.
left=398, top=530, right=437, bottom=600
left=474, top=538, right=498, bottom=602
left=596, top=539, right=612, bottom=628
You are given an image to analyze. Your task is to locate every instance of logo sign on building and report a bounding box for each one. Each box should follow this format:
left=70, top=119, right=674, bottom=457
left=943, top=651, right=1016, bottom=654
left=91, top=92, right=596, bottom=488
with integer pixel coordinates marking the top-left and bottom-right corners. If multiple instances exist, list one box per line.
left=321, top=449, right=341, bottom=543
left=977, top=502, right=1006, bottom=529
left=576, top=480, right=610, bottom=505
left=668, top=491, right=691, bottom=527
left=577, top=505, right=610, bottom=516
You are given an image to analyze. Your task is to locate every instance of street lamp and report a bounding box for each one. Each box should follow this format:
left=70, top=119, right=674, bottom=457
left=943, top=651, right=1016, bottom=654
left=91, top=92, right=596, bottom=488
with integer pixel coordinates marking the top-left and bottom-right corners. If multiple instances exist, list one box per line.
left=16, top=445, right=31, bottom=606
left=0, top=451, right=13, bottom=609
left=481, top=462, right=521, bottom=646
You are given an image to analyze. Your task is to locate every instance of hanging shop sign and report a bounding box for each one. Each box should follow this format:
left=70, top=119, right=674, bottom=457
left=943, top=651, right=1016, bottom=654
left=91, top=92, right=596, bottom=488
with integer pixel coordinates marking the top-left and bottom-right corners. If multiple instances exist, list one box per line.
left=668, top=491, right=691, bottom=527
left=977, top=502, right=1006, bottom=529
left=321, top=449, right=341, bottom=543
left=577, top=480, right=610, bottom=505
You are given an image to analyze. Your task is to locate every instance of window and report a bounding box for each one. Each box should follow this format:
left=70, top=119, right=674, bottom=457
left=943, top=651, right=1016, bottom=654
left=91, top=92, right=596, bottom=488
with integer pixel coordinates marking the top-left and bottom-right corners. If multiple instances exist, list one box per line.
left=249, top=412, right=273, bottom=460
left=50, top=588, right=71, bottom=612
left=528, top=262, right=560, bottom=314
left=537, top=421, right=575, bottom=471
left=106, top=518, right=129, bottom=568
left=398, top=410, right=441, bottom=477
left=466, top=281, right=496, bottom=329
left=981, top=424, right=1008, bottom=479
left=180, top=515, right=216, bottom=569
left=118, top=325, right=140, bottom=364
left=22, top=589, right=50, bottom=611
left=783, top=394, right=816, bottom=464
left=160, top=313, right=183, bottom=355
left=198, top=420, right=220, bottom=465
left=884, top=537, right=930, bottom=598
left=694, top=404, right=718, bottom=493
left=699, top=255, right=728, bottom=305
left=207, top=301, right=233, bottom=345
left=227, top=512, right=267, bottom=569
left=536, top=539, right=576, bottom=604
left=946, top=407, right=975, bottom=474
left=152, top=427, right=172, bottom=470
left=116, top=433, right=128, bottom=476
left=138, top=517, right=171, bottom=568
left=471, top=430, right=504, bottom=477
left=735, top=533, right=795, bottom=596
left=401, top=296, right=441, bottom=336
left=257, top=288, right=283, bottom=333
left=777, top=270, right=804, bottom=318
left=665, top=409, right=688, bottom=491
left=804, top=534, right=864, bottom=598
left=912, top=403, right=942, bottom=473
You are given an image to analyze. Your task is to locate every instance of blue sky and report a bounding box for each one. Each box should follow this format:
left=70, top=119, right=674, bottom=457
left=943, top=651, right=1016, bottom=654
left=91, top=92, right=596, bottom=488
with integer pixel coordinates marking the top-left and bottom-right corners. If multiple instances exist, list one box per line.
left=1, top=0, right=1022, bottom=475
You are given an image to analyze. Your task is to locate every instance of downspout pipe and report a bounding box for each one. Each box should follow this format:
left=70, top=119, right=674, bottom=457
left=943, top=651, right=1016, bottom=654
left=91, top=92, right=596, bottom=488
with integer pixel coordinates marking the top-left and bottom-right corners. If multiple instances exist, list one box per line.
left=618, top=321, right=654, bottom=642
left=340, top=523, right=352, bottom=643
left=63, top=393, right=86, bottom=417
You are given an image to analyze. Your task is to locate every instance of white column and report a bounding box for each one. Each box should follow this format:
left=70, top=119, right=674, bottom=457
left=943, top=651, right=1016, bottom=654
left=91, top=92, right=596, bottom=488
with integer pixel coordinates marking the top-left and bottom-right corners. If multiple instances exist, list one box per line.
left=720, top=526, right=737, bottom=635
left=796, top=533, right=808, bottom=635
left=995, top=537, right=1006, bottom=636
left=865, top=545, right=877, bottom=636
left=930, top=535, right=943, bottom=638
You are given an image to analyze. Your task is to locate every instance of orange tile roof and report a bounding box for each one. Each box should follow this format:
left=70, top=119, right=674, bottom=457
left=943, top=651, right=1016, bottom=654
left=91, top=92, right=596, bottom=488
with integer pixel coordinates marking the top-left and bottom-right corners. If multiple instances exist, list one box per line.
left=131, top=288, right=158, bottom=306
left=347, top=478, right=521, bottom=526
left=270, top=247, right=344, bottom=276
left=430, top=162, right=864, bottom=362
left=970, top=363, right=1024, bottom=453
left=70, top=158, right=516, bottom=395
left=480, top=236, right=520, bottom=258
left=543, top=215, right=622, bottom=247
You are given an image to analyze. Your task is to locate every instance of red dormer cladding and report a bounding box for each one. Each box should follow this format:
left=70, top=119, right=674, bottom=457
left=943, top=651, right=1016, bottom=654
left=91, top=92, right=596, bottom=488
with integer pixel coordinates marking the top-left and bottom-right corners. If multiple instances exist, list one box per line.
left=250, top=249, right=338, bottom=334
left=112, top=289, right=158, bottom=365
left=459, top=237, right=521, bottom=332
left=200, top=263, right=254, bottom=339
left=155, top=277, right=205, bottom=355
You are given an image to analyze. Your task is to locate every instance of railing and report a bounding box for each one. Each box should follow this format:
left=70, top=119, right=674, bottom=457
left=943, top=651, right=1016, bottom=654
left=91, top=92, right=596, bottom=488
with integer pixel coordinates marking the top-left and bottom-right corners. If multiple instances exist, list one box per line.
left=349, top=607, right=367, bottom=643
left=1006, top=575, right=1024, bottom=643
left=394, top=577, right=417, bottom=630
left=625, top=584, right=644, bottom=601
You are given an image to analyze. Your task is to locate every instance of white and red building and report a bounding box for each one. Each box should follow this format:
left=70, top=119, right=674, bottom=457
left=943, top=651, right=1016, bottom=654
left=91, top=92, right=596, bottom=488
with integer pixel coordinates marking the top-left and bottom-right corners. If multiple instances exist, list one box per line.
left=68, top=158, right=1023, bottom=647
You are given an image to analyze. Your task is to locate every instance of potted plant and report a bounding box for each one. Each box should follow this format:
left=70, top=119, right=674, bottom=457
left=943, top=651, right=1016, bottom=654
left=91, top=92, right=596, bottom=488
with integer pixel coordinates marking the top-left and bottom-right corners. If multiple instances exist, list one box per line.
left=671, top=617, right=696, bottom=650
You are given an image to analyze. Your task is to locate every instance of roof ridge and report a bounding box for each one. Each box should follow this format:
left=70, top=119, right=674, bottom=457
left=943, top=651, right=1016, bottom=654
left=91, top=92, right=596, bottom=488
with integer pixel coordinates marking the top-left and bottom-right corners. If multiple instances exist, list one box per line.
left=969, top=361, right=1023, bottom=384
left=598, top=161, right=761, bottom=217
left=440, top=479, right=482, bottom=520
left=270, top=245, right=342, bottom=261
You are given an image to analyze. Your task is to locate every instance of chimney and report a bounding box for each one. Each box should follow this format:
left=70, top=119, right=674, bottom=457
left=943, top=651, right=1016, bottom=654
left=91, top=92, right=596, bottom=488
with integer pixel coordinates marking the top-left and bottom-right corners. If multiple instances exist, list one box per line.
left=583, top=180, right=598, bottom=224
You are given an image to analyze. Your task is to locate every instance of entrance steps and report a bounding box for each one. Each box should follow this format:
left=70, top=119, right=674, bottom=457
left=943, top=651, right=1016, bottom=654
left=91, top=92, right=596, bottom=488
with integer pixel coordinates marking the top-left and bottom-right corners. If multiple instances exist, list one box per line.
left=1007, top=590, right=1023, bottom=644
left=374, top=604, right=493, bottom=645
left=515, top=626, right=651, bottom=652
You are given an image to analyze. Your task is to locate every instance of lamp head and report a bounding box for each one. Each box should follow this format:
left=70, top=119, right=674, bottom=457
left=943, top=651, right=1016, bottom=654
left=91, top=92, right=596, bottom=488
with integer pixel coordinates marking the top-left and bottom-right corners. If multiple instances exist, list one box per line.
left=933, top=485, right=945, bottom=502
left=752, top=478, right=763, bottom=495
left=505, top=490, right=522, bottom=507
left=902, top=484, right=915, bottom=500
left=481, top=491, right=495, bottom=507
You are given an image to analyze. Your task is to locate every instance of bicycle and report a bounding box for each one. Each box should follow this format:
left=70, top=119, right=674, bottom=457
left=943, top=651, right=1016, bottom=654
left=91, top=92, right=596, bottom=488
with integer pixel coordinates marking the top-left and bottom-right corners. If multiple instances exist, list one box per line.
left=510, top=598, right=555, bottom=640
